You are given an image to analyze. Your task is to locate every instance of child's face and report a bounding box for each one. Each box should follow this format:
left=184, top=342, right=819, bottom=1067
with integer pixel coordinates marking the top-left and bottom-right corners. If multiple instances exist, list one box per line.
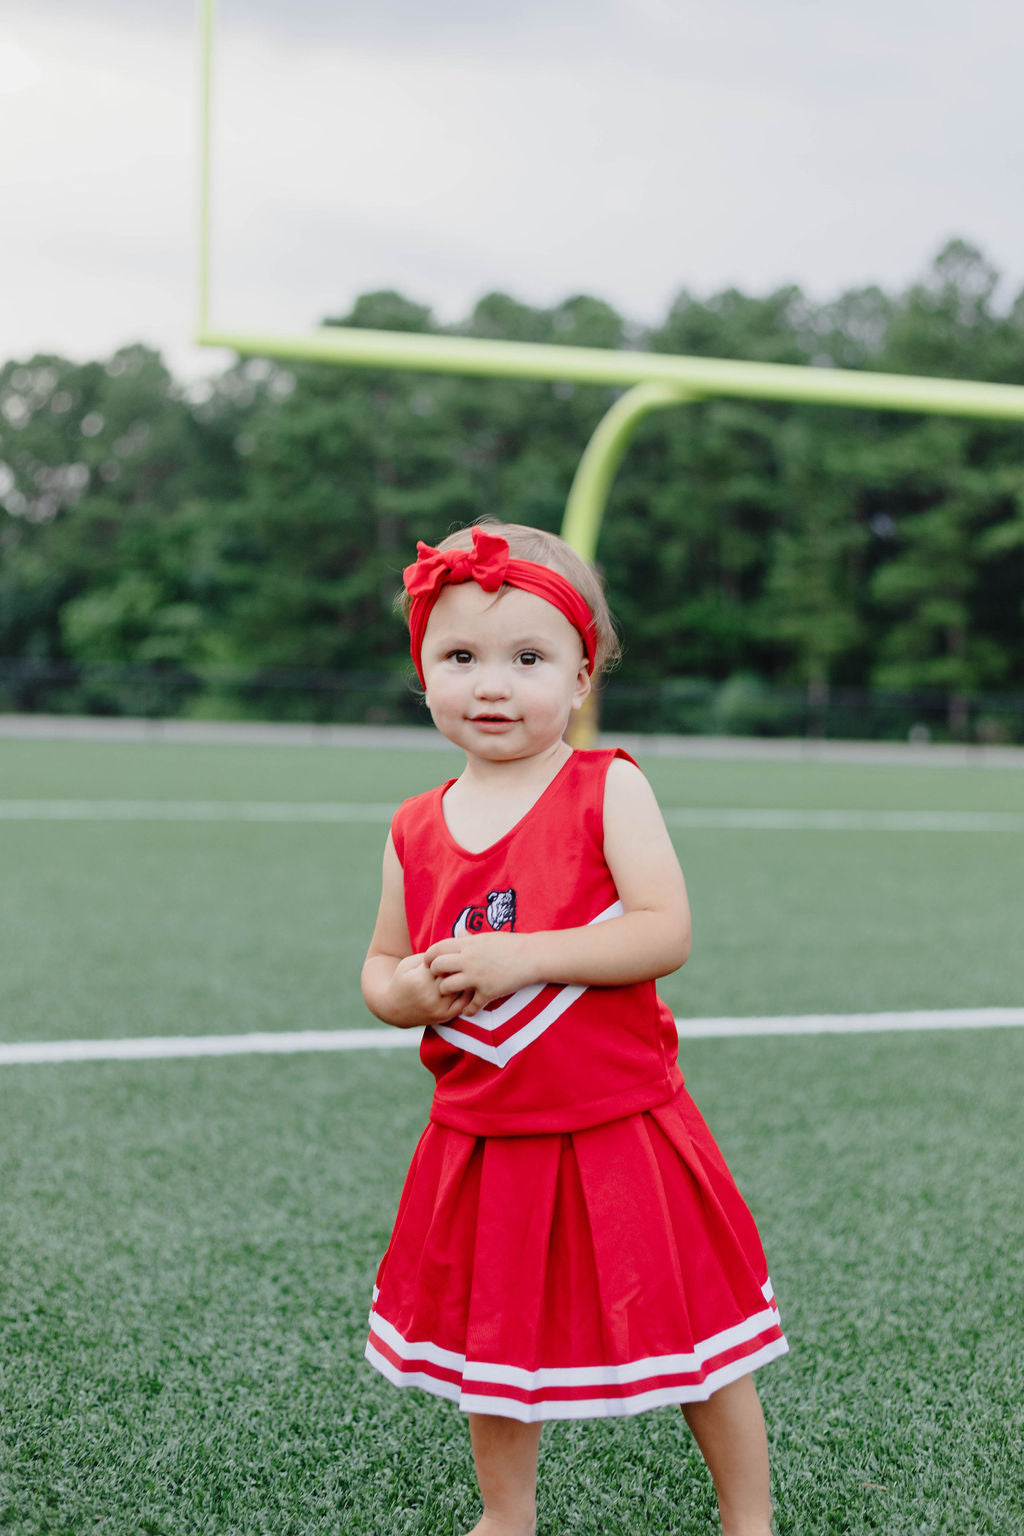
left=420, top=581, right=591, bottom=763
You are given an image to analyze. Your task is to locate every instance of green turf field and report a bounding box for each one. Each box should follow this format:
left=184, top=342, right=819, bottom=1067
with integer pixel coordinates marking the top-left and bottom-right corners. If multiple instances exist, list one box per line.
left=2, top=734, right=1023, bottom=1534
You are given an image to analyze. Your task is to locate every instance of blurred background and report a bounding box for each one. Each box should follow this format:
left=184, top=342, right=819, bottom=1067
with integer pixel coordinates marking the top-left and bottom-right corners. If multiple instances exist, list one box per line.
left=3, top=0, right=1024, bottom=742
left=4, top=12, right=1024, bottom=1535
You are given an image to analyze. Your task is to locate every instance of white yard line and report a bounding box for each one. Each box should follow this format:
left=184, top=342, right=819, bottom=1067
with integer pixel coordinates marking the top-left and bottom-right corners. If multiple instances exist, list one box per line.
left=2, top=800, right=1023, bottom=833
left=674, top=1008, right=1024, bottom=1038
left=0, top=799, right=396, bottom=823
left=2, top=1010, right=1022, bottom=1066
left=665, top=808, right=1024, bottom=832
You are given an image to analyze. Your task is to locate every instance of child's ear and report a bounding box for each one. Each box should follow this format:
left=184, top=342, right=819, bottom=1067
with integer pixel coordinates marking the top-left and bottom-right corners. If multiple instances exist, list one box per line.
left=570, top=665, right=592, bottom=711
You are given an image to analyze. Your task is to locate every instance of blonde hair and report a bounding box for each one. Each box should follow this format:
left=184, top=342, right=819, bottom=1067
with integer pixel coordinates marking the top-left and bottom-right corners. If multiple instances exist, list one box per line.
left=401, top=518, right=621, bottom=680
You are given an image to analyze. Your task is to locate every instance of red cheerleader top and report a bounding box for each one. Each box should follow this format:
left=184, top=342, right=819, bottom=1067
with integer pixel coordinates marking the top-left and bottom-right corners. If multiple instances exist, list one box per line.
left=390, top=748, right=684, bottom=1136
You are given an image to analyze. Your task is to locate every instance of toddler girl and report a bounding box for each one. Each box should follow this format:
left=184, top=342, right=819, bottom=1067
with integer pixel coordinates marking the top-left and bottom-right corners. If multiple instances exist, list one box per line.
left=362, top=521, right=787, bottom=1536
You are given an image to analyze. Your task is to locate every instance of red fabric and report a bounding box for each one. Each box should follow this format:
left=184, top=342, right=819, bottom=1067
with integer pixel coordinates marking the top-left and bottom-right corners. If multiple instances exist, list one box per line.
left=403, top=526, right=597, bottom=685
left=404, top=525, right=511, bottom=599
left=367, top=746, right=788, bottom=1419
left=391, top=749, right=684, bottom=1136
left=366, top=1085, right=788, bottom=1421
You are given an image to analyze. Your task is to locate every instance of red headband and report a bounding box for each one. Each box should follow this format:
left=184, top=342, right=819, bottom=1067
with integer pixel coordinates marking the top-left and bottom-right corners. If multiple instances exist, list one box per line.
left=403, top=526, right=597, bottom=686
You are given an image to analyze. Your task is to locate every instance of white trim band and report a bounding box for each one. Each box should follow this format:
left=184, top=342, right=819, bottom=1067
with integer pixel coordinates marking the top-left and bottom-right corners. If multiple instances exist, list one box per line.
left=441, top=1339, right=792, bottom=1422
left=365, top=1313, right=789, bottom=1422
left=368, top=1293, right=782, bottom=1392
left=432, top=901, right=624, bottom=1067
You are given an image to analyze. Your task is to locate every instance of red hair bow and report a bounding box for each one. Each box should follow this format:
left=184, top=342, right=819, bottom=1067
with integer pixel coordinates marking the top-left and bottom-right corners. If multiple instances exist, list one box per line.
left=403, top=526, right=511, bottom=600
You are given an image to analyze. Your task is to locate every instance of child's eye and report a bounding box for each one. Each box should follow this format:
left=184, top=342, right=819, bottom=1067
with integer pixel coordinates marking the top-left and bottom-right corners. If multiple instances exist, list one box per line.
left=448, top=650, right=473, bottom=664
left=518, top=650, right=542, bottom=666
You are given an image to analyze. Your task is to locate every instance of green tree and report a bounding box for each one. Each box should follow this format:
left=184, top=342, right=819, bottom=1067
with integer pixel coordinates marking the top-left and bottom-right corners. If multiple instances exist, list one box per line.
left=0, top=346, right=257, bottom=710
left=760, top=413, right=867, bottom=701
left=3, top=248, right=1024, bottom=734
left=868, top=423, right=1017, bottom=726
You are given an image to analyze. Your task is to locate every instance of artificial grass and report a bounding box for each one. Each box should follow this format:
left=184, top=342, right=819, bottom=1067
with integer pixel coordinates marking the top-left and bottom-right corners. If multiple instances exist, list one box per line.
left=0, top=736, right=460, bottom=807
left=1, top=1031, right=1022, bottom=1534
left=2, top=734, right=1024, bottom=811
left=0, top=818, right=385, bottom=1043
left=2, top=738, right=1023, bottom=1043
left=2, top=735, right=1023, bottom=1532
left=668, top=825, right=1024, bottom=1016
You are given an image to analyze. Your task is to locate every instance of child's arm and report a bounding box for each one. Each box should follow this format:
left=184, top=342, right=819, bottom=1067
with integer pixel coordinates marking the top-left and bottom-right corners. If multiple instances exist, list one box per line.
left=426, top=757, right=691, bottom=1015
left=361, top=834, right=474, bottom=1028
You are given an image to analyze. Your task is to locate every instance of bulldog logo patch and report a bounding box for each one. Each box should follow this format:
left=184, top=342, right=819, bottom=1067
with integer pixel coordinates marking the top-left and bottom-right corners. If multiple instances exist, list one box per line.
left=452, top=888, right=516, bottom=936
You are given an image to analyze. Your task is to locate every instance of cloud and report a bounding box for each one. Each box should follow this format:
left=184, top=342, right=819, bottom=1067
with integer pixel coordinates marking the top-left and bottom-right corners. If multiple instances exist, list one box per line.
left=3, top=0, right=1024, bottom=380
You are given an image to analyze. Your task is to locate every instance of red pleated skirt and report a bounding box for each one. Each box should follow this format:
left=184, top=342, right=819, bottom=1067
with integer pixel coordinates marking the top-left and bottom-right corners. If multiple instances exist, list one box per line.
left=365, top=1083, right=788, bottom=1422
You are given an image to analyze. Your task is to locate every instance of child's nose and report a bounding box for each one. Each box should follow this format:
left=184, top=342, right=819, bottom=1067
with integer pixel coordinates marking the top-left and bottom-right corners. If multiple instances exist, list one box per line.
left=474, top=664, right=511, bottom=698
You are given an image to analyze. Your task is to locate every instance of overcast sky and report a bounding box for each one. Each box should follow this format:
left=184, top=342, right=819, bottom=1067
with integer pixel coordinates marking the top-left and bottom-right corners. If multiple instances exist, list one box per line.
left=4, top=0, right=1023, bottom=382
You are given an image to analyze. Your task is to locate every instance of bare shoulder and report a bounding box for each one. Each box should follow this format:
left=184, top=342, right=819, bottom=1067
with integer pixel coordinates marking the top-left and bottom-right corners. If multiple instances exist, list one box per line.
left=603, top=754, right=663, bottom=818
left=601, top=753, right=688, bottom=915
left=602, top=754, right=675, bottom=855
left=604, top=754, right=651, bottom=789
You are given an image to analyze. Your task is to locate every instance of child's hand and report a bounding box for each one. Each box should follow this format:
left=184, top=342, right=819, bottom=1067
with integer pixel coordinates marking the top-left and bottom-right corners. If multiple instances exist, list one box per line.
left=424, top=934, right=538, bottom=1017
left=385, top=953, right=474, bottom=1027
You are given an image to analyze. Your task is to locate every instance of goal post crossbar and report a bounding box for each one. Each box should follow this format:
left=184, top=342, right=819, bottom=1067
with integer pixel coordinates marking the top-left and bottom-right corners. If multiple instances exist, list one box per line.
left=196, top=0, right=1024, bottom=576
left=196, top=322, right=1024, bottom=424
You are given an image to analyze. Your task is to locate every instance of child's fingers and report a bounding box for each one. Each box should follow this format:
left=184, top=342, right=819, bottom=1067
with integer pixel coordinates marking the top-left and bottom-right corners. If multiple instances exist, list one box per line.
left=428, top=951, right=464, bottom=978
left=436, top=970, right=470, bottom=996
left=424, top=938, right=458, bottom=964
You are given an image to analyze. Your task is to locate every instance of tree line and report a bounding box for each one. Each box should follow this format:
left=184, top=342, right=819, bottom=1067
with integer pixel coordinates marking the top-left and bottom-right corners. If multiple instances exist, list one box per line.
left=2, top=239, right=1023, bottom=740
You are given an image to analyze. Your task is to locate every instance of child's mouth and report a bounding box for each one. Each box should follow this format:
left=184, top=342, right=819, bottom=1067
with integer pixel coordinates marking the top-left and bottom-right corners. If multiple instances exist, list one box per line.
left=470, top=714, right=517, bottom=729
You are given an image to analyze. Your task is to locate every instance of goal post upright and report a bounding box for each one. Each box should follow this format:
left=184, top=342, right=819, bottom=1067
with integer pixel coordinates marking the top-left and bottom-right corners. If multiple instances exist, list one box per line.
left=197, top=0, right=216, bottom=338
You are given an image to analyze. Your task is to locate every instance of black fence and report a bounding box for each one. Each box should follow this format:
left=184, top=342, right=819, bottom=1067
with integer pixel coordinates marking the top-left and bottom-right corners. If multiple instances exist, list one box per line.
left=1, top=658, right=1022, bottom=745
